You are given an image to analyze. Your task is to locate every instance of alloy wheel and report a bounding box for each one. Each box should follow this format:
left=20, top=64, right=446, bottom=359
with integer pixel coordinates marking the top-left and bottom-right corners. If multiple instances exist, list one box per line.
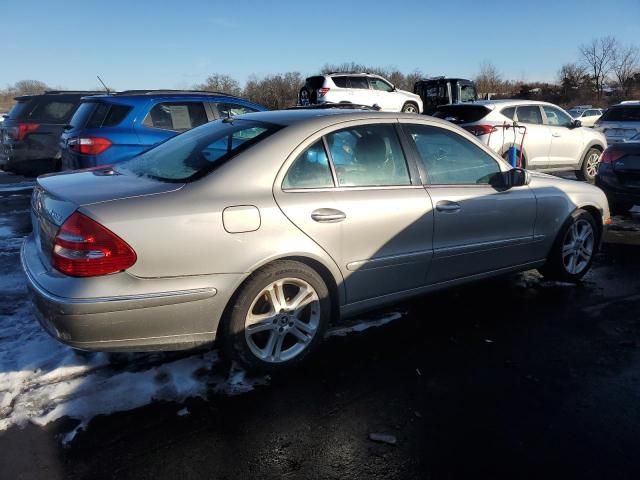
left=244, top=278, right=320, bottom=363
left=562, top=219, right=595, bottom=275
left=585, top=152, right=600, bottom=179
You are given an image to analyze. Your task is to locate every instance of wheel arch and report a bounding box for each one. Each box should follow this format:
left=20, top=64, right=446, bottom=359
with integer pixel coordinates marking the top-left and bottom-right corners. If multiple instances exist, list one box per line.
left=578, top=141, right=604, bottom=168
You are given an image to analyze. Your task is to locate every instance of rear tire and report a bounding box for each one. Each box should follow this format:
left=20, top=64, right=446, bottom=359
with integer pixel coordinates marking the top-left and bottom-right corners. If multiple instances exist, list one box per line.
left=401, top=102, right=419, bottom=113
left=576, top=148, right=601, bottom=183
left=538, top=209, right=597, bottom=282
left=221, top=260, right=331, bottom=373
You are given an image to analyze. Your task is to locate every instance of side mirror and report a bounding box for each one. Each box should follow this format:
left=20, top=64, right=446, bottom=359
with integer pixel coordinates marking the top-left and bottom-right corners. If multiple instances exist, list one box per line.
left=570, top=119, right=581, bottom=129
left=506, top=167, right=530, bottom=187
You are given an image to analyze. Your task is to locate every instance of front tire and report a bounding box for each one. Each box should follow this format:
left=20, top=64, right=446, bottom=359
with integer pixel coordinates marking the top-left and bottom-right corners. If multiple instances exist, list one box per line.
left=576, top=148, right=601, bottom=183
left=539, top=209, right=598, bottom=282
left=401, top=102, right=419, bottom=113
left=222, top=260, right=331, bottom=372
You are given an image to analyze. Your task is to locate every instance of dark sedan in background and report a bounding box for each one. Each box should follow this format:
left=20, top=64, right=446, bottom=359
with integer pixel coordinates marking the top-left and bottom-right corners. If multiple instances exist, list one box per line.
left=596, top=133, right=640, bottom=215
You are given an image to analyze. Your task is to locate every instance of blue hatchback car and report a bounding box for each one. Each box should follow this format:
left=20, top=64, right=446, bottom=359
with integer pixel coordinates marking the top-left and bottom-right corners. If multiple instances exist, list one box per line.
left=60, top=90, right=266, bottom=170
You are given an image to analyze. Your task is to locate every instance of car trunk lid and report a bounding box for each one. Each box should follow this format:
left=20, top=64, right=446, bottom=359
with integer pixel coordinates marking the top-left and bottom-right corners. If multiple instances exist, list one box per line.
left=31, top=169, right=184, bottom=266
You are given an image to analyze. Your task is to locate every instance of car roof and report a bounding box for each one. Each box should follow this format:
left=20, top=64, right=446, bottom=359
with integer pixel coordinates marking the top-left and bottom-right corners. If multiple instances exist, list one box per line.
left=238, top=108, right=453, bottom=128
left=439, top=99, right=561, bottom=109
left=79, top=91, right=252, bottom=102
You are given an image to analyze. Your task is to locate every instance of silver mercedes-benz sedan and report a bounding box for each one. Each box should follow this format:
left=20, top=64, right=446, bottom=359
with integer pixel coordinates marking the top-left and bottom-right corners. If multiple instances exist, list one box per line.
left=21, top=109, right=610, bottom=371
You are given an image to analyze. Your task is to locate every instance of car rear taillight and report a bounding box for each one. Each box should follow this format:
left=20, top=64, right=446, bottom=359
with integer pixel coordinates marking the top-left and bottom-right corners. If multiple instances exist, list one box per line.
left=69, top=137, right=112, bottom=155
left=318, top=87, right=330, bottom=97
left=52, top=211, right=136, bottom=277
left=8, top=122, right=39, bottom=141
left=463, top=125, right=498, bottom=136
left=599, top=149, right=625, bottom=164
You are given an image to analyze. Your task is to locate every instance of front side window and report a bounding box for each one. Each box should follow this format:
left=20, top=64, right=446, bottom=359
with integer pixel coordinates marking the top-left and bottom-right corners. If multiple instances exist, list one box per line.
left=282, top=141, right=334, bottom=189
left=405, top=124, right=501, bottom=185
left=543, top=106, right=572, bottom=127
left=369, top=78, right=393, bottom=92
left=116, top=119, right=280, bottom=182
left=325, top=124, right=410, bottom=187
left=216, top=103, right=258, bottom=118
left=143, top=102, right=208, bottom=131
left=349, top=77, right=369, bottom=89
left=459, top=84, right=477, bottom=102
left=515, top=105, right=543, bottom=125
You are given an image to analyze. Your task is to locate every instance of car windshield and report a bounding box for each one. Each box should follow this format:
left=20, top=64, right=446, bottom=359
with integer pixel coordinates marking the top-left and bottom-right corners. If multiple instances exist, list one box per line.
left=115, top=119, right=282, bottom=182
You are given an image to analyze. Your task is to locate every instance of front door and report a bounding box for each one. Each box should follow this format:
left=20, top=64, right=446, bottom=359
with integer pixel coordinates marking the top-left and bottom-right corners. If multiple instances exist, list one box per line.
left=514, top=105, right=552, bottom=169
left=542, top=105, right=584, bottom=167
left=402, top=122, right=537, bottom=283
left=275, top=121, right=434, bottom=304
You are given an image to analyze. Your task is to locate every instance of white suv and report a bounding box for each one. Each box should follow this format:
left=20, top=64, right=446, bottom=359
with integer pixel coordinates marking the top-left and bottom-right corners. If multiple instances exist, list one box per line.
left=298, top=73, right=423, bottom=113
left=433, top=100, right=608, bottom=182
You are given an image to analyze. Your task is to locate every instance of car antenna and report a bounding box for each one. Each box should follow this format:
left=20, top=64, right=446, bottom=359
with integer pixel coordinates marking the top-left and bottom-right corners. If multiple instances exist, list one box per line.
left=97, top=75, right=111, bottom=94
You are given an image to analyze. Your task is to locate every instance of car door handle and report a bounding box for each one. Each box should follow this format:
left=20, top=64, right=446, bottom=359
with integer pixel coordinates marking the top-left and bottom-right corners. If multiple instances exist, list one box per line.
left=436, top=201, right=461, bottom=212
left=311, top=208, right=346, bottom=223
left=552, top=132, right=561, bottom=137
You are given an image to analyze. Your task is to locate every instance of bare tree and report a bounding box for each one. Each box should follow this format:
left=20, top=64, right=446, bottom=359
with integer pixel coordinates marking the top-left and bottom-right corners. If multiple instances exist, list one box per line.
left=557, top=62, right=590, bottom=98
left=244, top=72, right=303, bottom=110
left=195, top=73, right=241, bottom=96
left=612, top=44, right=639, bottom=97
left=11, top=79, right=49, bottom=96
left=579, top=36, right=618, bottom=99
left=474, top=60, right=502, bottom=97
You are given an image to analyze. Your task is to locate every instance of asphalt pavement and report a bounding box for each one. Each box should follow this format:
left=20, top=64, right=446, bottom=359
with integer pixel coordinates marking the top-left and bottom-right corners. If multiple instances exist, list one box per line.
left=1, top=171, right=640, bottom=480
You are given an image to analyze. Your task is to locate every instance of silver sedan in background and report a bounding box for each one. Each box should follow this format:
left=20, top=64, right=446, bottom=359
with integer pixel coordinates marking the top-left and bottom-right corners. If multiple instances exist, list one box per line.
left=22, top=109, right=610, bottom=371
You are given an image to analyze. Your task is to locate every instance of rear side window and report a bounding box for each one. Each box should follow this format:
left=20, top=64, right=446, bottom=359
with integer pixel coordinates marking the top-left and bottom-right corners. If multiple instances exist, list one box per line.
left=28, top=99, right=78, bottom=123
left=69, top=102, right=97, bottom=129
left=282, top=141, right=334, bottom=189
left=515, top=106, right=543, bottom=125
left=501, top=107, right=516, bottom=120
left=405, top=124, right=500, bottom=185
left=433, top=106, right=490, bottom=124
left=348, top=77, right=369, bottom=89
left=325, top=124, right=410, bottom=187
left=216, top=103, right=258, bottom=117
left=143, top=102, right=208, bottom=131
left=116, top=119, right=281, bottom=182
left=600, top=106, right=640, bottom=122
left=332, top=76, right=349, bottom=88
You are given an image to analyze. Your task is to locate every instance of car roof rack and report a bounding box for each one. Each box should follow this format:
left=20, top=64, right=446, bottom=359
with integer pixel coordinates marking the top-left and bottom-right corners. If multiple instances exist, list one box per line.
left=288, top=103, right=381, bottom=111
left=326, top=72, right=371, bottom=76
left=113, top=89, right=237, bottom=96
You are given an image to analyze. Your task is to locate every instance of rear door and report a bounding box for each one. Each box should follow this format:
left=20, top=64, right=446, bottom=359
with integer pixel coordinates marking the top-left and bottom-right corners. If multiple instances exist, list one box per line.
left=348, top=76, right=373, bottom=107
left=402, top=122, right=537, bottom=283
left=542, top=105, right=584, bottom=167
left=514, top=105, right=551, bottom=168
left=274, top=120, right=434, bottom=305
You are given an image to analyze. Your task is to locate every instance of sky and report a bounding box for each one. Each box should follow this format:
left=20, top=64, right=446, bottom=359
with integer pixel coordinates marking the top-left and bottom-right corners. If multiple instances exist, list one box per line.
left=3, top=0, right=640, bottom=90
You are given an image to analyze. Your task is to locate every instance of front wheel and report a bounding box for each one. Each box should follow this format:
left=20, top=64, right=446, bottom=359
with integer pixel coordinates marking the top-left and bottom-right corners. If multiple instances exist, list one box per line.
left=222, top=260, right=331, bottom=372
left=576, top=148, right=601, bottom=183
left=401, top=102, right=419, bottom=113
left=539, top=209, right=598, bottom=282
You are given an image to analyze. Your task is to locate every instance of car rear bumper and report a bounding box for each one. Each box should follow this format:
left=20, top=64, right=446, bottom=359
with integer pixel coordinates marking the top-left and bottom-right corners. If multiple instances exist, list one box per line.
left=596, top=170, right=640, bottom=206
left=21, top=235, right=243, bottom=352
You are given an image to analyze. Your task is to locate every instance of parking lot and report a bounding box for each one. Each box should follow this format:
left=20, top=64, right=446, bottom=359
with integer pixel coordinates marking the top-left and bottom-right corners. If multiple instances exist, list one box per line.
left=0, top=169, right=639, bottom=479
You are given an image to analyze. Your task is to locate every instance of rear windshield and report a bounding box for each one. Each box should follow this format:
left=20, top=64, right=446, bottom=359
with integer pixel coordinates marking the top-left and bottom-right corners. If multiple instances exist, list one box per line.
left=115, top=119, right=282, bottom=182
left=432, top=105, right=491, bottom=124
left=21, top=97, right=79, bottom=123
left=600, top=106, right=640, bottom=122
left=7, top=100, right=30, bottom=119
left=70, top=101, right=133, bottom=129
